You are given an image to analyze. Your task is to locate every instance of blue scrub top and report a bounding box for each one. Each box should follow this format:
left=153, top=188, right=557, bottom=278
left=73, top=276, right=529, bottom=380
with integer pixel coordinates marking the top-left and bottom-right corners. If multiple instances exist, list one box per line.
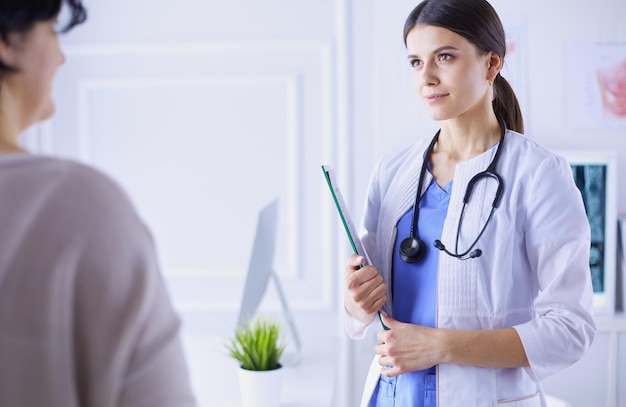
left=368, top=177, right=451, bottom=407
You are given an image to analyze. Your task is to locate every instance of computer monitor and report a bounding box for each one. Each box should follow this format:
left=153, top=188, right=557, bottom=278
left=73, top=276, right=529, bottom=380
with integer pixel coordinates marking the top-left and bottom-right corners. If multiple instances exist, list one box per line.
left=236, top=198, right=301, bottom=363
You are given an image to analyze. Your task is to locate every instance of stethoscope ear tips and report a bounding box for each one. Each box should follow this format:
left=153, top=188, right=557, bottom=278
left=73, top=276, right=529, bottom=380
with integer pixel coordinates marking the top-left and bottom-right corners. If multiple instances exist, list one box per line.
left=434, top=239, right=483, bottom=259
left=399, top=236, right=426, bottom=263
left=433, top=240, right=445, bottom=250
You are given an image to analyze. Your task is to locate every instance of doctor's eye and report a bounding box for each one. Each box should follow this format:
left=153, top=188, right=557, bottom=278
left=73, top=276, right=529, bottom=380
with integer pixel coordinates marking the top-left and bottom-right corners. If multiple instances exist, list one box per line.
left=409, top=58, right=422, bottom=68
left=437, top=53, right=453, bottom=62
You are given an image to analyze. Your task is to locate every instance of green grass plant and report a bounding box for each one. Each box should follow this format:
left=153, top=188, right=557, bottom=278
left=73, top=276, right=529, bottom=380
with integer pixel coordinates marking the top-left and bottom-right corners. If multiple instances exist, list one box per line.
left=225, top=317, right=286, bottom=371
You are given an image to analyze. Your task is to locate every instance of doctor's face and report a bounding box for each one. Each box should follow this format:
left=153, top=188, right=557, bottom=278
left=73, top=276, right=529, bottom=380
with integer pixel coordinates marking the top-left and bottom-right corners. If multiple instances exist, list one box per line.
left=405, top=24, right=494, bottom=122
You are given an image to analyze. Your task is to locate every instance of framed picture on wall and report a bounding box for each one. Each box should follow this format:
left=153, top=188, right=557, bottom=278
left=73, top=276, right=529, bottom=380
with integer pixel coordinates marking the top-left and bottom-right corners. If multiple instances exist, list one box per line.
left=558, top=151, right=618, bottom=315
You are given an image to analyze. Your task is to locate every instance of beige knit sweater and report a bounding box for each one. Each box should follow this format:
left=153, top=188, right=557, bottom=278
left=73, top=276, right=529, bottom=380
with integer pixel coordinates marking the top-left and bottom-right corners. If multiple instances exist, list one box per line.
left=0, top=154, right=197, bottom=407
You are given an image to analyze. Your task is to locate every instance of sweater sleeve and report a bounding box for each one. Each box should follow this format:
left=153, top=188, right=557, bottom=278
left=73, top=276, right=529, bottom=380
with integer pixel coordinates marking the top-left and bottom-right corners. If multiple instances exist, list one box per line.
left=513, top=155, right=596, bottom=382
left=57, top=165, right=197, bottom=407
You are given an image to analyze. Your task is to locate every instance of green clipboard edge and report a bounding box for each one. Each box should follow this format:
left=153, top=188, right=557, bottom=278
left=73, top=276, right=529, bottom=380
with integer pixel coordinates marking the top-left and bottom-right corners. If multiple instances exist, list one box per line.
left=321, top=165, right=363, bottom=260
left=321, top=165, right=389, bottom=330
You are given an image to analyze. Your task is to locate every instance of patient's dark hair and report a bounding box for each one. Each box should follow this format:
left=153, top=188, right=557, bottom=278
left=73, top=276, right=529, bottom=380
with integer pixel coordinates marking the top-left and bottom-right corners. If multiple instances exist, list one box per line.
left=0, top=0, right=87, bottom=72
left=404, top=0, right=524, bottom=133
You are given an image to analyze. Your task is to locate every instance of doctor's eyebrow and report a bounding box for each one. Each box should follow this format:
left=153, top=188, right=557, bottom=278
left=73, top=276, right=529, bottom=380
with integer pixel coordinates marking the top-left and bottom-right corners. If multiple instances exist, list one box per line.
left=407, top=45, right=460, bottom=60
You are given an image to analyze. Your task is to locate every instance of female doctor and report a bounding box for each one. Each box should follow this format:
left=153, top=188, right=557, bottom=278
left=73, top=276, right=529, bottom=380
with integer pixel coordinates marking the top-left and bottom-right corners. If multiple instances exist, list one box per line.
left=343, top=0, right=596, bottom=406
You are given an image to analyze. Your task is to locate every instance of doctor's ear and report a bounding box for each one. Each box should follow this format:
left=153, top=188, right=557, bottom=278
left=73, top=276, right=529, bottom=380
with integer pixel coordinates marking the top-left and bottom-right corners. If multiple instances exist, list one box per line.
left=486, top=52, right=503, bottom=80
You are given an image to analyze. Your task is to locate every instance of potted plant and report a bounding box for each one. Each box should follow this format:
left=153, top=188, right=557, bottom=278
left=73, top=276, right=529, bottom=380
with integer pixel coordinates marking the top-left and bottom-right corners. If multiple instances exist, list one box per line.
left=225, top=316, right=286, bottom=407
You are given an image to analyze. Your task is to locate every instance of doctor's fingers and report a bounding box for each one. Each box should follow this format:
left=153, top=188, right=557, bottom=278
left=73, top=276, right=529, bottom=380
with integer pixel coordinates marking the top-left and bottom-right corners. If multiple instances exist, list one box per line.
left=344, top=254, right=365, bottom=271
left=360, top=291, right=387, bottom=315
left=374, top=343, right=405, bottom=377
left=377, top=350, right=437, bottom=377
left=345, top=266, right=386, bottom=296
left=345, top=278, right=387, bottom=315
left=345, top=262, right=381, bottom=285
left=375, top=336, right=427, bottom=377
left=376, top=356, right=408, bottom=378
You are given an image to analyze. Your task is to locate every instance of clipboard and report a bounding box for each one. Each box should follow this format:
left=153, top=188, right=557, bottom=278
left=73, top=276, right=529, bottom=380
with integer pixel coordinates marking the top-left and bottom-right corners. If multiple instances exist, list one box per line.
left=321, top=165, right=388, bottom=330
left=321, top=165, right=371, bottom=265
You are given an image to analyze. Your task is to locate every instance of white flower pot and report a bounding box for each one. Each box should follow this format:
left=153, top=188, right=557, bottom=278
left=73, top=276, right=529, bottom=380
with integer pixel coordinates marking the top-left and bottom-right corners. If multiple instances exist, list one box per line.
left=238, top=365, right=283, bottom=407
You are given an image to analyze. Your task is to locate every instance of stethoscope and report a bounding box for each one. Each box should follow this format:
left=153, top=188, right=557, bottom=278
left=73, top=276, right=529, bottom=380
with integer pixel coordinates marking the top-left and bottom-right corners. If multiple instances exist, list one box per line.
left=398, top=119, right=506, bottom=263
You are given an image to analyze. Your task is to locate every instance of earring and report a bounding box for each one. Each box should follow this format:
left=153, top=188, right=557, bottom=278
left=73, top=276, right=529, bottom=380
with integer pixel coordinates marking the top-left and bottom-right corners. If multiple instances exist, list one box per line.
left=488, top=78, right=494, bottom=86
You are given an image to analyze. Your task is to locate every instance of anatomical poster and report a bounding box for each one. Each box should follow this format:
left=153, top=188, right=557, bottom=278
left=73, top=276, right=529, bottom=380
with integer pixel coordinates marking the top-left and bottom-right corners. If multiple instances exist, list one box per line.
left=566, top=41, right=626, bottom=129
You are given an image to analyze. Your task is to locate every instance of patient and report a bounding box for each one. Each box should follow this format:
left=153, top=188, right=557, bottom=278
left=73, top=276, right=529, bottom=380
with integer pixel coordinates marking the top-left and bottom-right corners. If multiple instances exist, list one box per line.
left=0, top=1, right=197, bottom=406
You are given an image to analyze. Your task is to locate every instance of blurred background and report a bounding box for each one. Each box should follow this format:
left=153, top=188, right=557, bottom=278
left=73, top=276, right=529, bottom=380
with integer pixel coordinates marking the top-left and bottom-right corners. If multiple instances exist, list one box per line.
left=22, top=0, right=626, bottom=406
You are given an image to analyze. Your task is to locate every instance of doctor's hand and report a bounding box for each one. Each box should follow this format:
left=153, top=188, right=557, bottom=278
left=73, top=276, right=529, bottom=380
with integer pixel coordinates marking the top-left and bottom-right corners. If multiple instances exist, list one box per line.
left=375, top=314, right=446, bottom=377
left=344, top=254, right=387, bottom=325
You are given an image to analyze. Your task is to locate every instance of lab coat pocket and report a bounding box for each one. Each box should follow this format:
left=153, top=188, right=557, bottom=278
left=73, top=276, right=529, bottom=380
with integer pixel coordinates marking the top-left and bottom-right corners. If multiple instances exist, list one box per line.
left=497, top=391, right=541, bottom=406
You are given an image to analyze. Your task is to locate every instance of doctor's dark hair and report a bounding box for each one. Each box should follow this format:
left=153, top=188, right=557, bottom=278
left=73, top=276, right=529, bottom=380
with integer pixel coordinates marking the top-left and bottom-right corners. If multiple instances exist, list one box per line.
left=403, top=0, right=524, bottom=134
left=0, top=0, right=87, bottom=72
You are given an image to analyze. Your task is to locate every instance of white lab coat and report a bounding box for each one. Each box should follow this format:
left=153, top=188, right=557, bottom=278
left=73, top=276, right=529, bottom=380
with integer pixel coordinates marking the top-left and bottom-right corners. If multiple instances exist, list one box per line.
left=347, top=130, right=596, bottom=407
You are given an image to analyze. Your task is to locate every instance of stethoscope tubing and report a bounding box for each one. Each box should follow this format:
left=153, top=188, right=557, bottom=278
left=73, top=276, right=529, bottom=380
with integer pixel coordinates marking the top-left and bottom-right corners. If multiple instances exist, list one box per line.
left=399, top=118, right=507, bottom=262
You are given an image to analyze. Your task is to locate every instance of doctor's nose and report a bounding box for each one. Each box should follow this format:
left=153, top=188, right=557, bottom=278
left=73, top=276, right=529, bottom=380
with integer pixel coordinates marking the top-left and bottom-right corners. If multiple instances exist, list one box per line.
left=417, top=62, right=439, bottom=87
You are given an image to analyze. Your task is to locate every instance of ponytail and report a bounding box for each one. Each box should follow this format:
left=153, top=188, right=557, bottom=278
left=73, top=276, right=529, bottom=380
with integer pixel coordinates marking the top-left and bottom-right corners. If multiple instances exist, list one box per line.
left=493, top=73, right=524, bottom=134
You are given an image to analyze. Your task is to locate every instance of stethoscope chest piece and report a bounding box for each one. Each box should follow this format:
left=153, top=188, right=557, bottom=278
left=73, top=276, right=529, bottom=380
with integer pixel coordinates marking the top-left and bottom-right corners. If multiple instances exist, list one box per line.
left=399, top=236, right=426, bottom=263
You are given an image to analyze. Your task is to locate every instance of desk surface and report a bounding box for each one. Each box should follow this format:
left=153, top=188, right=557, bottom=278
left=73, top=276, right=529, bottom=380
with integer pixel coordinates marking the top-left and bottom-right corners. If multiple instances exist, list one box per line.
left=182, top=335, right=338, bottom=407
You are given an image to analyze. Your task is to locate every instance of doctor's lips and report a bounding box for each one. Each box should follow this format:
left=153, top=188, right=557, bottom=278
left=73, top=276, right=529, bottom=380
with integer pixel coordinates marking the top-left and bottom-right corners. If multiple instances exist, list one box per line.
left=596, top=58, right=626, bottom=118
left=424, top=93, right=449, bottom=103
